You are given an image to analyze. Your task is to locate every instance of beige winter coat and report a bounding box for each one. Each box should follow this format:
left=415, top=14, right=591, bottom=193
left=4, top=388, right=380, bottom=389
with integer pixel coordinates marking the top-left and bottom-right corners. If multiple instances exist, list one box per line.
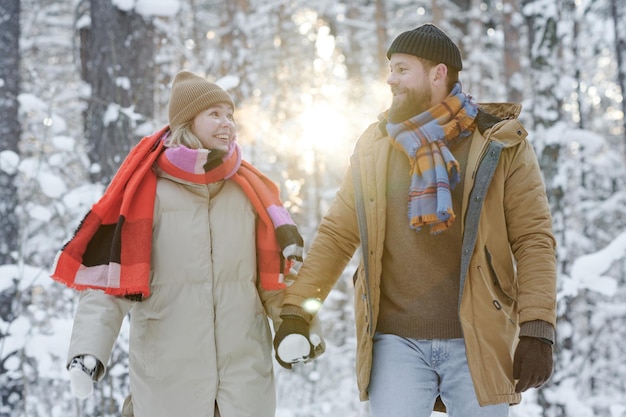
left=67, top=170, right=284, bottom=417
left=284, top=103, right=557, bottom=406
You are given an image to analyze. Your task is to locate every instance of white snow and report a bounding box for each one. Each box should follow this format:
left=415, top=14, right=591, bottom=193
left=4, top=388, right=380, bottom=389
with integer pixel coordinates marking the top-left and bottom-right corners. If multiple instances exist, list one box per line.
left=569, top=231, right=626, bottom=297
left=112, top=0, right=181, bottom=16
left=277, top=334, right=311, bottom=363
left=0, top=150, right=20, bottom=175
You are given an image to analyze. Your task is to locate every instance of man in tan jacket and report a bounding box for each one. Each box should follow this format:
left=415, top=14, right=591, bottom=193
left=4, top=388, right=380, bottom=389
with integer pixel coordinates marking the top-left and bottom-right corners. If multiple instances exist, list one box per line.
left=274, top=23, right=557, bottom=417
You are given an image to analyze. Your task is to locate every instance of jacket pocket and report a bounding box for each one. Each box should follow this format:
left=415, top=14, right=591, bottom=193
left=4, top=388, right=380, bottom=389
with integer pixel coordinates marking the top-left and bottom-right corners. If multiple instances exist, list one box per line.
left=478, top=264, right=517, bottom=326
left=352, top=265, right=370, bottom=335
left=479, top=246, right=517, bottom=326
left=352, top=264, right=373, bottom=396
left=484, top=246, right=517, bottom=302
left=142, top=318, right=159, bottom=378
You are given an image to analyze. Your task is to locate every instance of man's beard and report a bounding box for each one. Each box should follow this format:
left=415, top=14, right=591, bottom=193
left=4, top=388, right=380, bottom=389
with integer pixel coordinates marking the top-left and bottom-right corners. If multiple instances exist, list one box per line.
left=388, top=85, right=432, bottom=124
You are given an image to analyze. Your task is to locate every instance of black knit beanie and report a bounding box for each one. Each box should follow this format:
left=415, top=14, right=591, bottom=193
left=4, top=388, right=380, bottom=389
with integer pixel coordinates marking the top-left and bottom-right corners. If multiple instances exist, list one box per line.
left=386, top=23, right=463, bottom=71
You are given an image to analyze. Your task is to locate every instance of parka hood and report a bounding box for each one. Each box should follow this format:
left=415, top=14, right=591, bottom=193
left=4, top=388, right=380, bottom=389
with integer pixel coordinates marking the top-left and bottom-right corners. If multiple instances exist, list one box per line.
left=478, top=102, right=522, bottom=119
left=477, top=102, right=527, bottom=148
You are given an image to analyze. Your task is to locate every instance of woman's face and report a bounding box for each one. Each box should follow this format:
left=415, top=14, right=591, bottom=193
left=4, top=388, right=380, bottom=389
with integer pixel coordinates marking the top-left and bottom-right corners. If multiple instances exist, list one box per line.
left=191, top=103, right=236, bottom=151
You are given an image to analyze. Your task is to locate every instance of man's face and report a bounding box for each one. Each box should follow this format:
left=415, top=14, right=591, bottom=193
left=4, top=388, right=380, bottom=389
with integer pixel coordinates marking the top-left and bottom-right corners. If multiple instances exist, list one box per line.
left=387, top=53, right=434, bottom=123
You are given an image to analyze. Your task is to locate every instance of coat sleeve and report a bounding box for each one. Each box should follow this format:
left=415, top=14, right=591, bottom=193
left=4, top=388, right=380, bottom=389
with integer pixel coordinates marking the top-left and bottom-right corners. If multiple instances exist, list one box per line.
left=283, top=151, right=363, bottom=315
left=258, top=286, right=284, bottom=331
left=503, top=138, right=557, bottom=328
left=67, top=289, right=134, bottom=380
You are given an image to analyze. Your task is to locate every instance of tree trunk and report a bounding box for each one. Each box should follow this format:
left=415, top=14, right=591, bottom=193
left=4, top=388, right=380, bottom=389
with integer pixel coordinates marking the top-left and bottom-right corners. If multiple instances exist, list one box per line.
left=374, top=0, right=388, bottom=79
left=610, top=0, right=626, bottom=148
left=522, top=0, right=562, bottom=130
left=431, top=0, right=444, bottom=23
left=0, top=1, right=24, bottom=413
left=572, top=14, right=584, bottom=129
left=217, top=0, right=250, bottom=102
left=522, top=0, right=564, bottom=238
left=80, top=0, right=156, bottom=184
left=0, top=0, right=20, bottom=266
left=502, top=0, right=523, bottom=103
left=344, top=0, right=364, bottom=82
left=465, top=0, right=484, bottom=96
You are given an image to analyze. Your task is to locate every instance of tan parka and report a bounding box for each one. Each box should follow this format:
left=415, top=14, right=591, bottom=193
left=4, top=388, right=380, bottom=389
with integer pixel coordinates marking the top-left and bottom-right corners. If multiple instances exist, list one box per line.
left=284, top=103, right=557, bottom=406
left=67, top=171, right=285, bottom=417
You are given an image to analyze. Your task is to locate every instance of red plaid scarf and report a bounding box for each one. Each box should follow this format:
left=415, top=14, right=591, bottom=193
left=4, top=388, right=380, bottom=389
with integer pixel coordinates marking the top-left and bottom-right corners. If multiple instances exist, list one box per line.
left=51, top=126, right=303, bottom=299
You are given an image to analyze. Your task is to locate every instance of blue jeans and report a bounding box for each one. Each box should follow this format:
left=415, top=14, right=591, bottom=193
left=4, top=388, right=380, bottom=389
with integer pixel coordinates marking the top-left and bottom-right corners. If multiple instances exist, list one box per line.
left=368, top=334, right=509, bottom=417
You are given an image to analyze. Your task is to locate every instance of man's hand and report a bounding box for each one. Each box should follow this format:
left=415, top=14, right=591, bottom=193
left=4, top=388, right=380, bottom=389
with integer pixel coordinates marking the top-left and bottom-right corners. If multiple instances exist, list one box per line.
left=513, top=336, right=553, bottom=393
left=273, top=316, right=321, bottom=369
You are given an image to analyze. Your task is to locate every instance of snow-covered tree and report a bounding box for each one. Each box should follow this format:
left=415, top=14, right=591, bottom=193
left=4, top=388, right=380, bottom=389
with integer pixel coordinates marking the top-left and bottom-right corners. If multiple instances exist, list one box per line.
left=79, top=0, right=157, bottom=184
left=0, top=1, right=24, bottom=415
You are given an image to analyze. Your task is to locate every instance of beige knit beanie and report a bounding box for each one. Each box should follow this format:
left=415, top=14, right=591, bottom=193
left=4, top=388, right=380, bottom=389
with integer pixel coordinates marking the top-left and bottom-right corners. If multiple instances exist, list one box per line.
left=168, top=70, right=235, bottom=131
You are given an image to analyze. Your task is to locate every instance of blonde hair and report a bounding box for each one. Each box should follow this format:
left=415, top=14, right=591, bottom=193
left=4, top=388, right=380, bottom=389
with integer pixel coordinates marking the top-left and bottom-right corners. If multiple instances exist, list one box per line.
left=167, top=121, right=203, bottom=149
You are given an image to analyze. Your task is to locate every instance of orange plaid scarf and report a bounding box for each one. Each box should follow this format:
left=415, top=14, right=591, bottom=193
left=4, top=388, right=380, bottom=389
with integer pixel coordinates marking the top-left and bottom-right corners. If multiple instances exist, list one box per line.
left=386, top=83, right=478, bottom=234
left=51, top=126, right=302, bottom=299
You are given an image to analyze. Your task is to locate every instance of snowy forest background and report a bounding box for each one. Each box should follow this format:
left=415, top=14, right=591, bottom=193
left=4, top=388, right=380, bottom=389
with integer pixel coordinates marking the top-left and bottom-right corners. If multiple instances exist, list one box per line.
left=1, top=0, right=625, bottom=416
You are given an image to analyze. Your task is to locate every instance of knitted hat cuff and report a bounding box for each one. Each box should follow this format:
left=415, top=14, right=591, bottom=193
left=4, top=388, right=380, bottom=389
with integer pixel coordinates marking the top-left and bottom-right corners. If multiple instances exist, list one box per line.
left=169, top=90, right=233, bottom=129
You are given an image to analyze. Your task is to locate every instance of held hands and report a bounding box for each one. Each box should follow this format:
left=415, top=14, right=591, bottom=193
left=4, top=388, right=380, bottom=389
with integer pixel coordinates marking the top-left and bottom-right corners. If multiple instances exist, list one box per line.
left=513, top=336, right=554, bottom=393
left=273, top=316, right=323, bottom=369
left=68, top=355, right=99, bottom=399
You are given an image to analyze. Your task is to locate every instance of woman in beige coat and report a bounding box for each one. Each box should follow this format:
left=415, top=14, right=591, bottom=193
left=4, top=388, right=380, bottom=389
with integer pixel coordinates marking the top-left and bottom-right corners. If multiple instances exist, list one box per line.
left=52, top=71, right=321, bottom=417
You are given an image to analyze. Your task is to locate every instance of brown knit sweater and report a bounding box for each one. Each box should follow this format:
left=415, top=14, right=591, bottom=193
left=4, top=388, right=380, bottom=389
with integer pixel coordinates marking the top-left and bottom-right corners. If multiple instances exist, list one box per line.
left=376, top=136, right=471, bottom=339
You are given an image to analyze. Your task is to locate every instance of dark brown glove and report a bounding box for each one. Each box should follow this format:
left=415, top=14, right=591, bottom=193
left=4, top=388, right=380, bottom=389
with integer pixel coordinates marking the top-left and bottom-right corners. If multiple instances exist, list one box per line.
left=513, top=336, right=553, bottom=393
left=273, top=316, right=314, bottom=369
